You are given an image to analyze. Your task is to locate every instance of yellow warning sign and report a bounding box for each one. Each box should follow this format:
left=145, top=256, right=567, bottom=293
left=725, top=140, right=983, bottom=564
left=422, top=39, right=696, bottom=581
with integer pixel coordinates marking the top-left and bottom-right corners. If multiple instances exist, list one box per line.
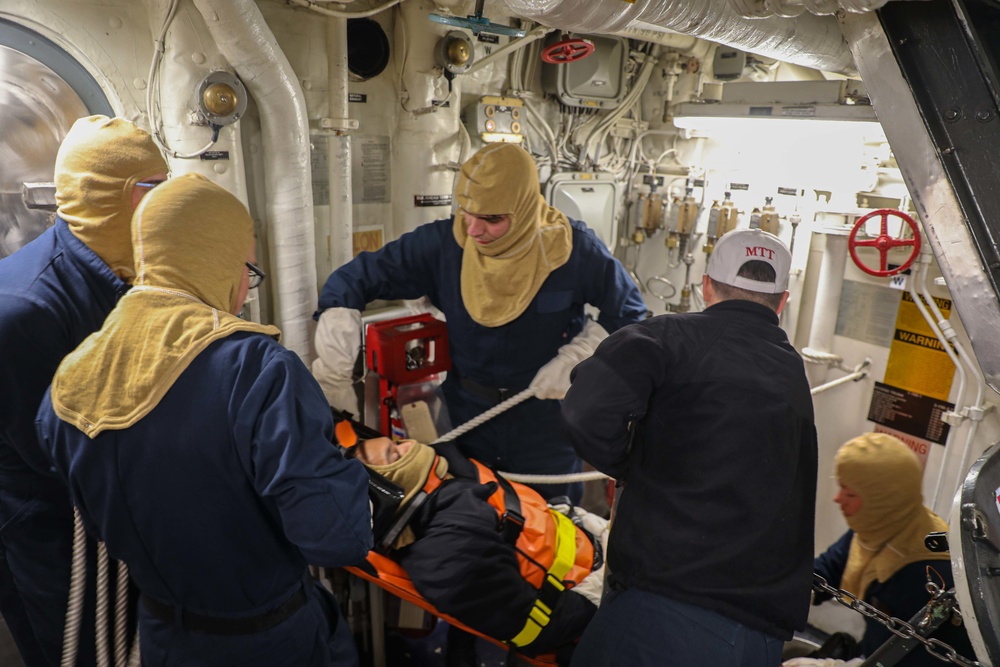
left=883, top=291, right=955, bottom=401
left=352, top=227, right=383, bottom=257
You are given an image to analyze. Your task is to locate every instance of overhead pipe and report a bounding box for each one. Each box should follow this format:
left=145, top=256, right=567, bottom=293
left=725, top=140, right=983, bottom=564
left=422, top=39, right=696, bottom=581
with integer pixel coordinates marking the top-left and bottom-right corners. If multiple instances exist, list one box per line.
left=502, top=0, right=857, bottom=75
left=193, top=0, right=318, bottom=363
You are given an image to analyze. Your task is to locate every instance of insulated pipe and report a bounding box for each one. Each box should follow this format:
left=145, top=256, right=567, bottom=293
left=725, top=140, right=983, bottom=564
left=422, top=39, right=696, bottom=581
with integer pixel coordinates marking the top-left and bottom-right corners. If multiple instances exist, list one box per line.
left=803, top=230, right=848, bottom=386
left=503, top=0, right=857, bottom=75
left=916, top=259, right=987, bottom=515
left=193, top=0, right=318, bottom=363
left=326, top=17, right=355, bottom=275
left=907, top=255, right=966, bottom=516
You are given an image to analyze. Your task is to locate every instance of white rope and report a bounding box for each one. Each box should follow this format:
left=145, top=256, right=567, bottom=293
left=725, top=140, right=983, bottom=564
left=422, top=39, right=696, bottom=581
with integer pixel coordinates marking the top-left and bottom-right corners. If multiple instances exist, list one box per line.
left=126, top=629, right=141, bottom=667
left=502, top=470, right=610, bottom=484
left=61, top=508, right=88, bottom=667
left=431, top=388, right=612, bottom=485
left=800, top=347, right=844, bottom=365
left=800, top=347, right=864, bottom=375
left=95, top=542, right=111, bottom=667
left=113, top=560, right=129, bottom=667
left=431, top=388, right=537, bottom=444
left=287, top=0, right=406, bottom=18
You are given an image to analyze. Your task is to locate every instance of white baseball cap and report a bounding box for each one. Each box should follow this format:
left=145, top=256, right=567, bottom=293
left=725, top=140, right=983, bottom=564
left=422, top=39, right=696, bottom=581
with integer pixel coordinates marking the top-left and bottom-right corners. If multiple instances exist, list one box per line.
left=706, top=228, right=791, bottom=294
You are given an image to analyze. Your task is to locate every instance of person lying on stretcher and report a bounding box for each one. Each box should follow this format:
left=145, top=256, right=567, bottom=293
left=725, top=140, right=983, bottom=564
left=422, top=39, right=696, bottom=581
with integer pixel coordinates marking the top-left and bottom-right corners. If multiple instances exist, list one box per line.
left=348, top=434, right=607, bottom=665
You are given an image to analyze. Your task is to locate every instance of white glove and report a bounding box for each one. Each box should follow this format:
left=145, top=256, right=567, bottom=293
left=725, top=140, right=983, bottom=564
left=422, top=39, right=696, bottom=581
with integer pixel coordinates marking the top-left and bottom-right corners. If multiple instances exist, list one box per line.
left=529, top=320, right=608, bottom=400
left=312, top=307, right=363, bottom=415
left=572, top=507, right=610, bottom=553
left=782, top=659, right=863, bottom=667
left=571, top=563, right=605, bottom=607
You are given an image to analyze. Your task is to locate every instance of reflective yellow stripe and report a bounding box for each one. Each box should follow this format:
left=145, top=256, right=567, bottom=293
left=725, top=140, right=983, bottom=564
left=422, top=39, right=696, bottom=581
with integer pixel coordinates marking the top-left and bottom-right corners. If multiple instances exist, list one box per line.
left=509, top=510, right=579, bottom=647
left=548, top=510, right=578, bottom=582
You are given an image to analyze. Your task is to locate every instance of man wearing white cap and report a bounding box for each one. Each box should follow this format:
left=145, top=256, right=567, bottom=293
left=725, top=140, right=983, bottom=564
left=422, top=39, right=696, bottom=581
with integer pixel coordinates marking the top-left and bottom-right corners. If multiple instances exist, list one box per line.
left=562, top=228, right=817, bottom=667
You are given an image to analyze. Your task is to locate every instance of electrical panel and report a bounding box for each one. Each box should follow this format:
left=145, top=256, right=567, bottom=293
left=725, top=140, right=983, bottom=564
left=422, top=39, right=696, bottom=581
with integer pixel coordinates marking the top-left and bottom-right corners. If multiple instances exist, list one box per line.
left=712, top=46, right=746, bottom=81
left=462, top=96, right=524, bottom=144
left=541, top=34, right=627, bottom=110
left=546, top=173, right=621, bottom=252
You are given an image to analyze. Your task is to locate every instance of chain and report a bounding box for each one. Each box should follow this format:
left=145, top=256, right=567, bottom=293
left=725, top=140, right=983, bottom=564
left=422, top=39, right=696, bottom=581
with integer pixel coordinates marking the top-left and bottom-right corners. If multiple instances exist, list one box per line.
left=812, top=573, right=983, bottom=667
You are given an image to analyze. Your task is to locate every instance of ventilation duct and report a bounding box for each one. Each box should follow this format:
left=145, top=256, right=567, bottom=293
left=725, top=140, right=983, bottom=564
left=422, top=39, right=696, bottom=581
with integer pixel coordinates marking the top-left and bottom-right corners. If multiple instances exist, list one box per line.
left=502, top=0, right=857, bottom=75
left=193, top=0, right=318, bottom=363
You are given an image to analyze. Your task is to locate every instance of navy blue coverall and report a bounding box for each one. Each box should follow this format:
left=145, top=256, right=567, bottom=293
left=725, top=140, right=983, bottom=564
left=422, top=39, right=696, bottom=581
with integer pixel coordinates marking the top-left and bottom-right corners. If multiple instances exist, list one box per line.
left=36, top=331, right=373, bottom=666
left=814, top=530, right=976, bottom=666
left=0, top=220, right=121, bottom=666
left=318, top=218, right=646, bottom=502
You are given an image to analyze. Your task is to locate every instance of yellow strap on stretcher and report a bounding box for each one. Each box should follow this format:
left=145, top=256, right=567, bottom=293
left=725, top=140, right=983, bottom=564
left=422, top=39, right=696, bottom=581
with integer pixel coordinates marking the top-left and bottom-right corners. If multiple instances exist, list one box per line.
left=509, top=509, right=579, bottom=648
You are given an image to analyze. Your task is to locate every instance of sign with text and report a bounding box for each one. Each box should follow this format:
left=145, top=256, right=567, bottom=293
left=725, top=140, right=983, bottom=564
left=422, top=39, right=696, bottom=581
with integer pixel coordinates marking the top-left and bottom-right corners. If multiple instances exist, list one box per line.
left=352, top=226, right=383, bottom=256
left=872, top=426, right=936, bottom=469
left=884, top=291, right=955, bottom=401
left=867, top=381, right=952, bottom=445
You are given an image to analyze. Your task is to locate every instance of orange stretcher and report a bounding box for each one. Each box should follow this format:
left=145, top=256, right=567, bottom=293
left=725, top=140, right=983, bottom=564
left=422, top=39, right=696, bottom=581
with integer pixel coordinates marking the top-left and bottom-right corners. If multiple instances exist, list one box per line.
left=347, top=462, right=596, bottom=664
left=334, top=416, right=599, bottom=666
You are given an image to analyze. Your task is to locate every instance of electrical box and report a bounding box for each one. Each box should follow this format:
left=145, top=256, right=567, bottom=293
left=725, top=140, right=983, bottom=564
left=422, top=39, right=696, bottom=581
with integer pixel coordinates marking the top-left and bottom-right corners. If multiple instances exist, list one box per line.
left=546, top=173, right=621, bottom=252
left=462, top=96, right=524, bottom=144
left=541, top=34, right=627, bottom=110
left=712, top=46, right=746, bottom=81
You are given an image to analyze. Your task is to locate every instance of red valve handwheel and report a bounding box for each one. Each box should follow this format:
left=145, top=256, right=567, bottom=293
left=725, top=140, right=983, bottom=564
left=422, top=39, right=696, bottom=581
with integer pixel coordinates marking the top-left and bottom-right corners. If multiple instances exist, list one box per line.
left=541, top=38, right=595, bottom=64
left=847, top=208, right=921, bottom=277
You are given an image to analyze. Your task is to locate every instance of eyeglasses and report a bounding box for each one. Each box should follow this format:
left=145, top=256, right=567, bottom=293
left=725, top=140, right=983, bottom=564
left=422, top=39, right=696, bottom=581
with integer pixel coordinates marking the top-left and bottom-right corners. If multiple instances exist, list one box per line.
left=135, top=179, right=166, bottom=190
left=246, top=261, right=266, bottom=290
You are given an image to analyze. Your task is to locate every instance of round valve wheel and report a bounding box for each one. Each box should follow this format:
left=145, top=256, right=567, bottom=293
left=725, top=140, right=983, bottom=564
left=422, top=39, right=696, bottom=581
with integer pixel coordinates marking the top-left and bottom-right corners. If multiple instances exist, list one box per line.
left=541, top=38, right=595, bottom=64
left=847, top=208, right=922, bottom=277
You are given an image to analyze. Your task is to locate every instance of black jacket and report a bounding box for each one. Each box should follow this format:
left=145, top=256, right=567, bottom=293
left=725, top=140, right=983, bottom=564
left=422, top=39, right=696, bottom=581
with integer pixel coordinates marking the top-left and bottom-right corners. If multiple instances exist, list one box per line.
left=396, top=448, right=596, bottom=660
left=562, top=299, right=817, bottom=640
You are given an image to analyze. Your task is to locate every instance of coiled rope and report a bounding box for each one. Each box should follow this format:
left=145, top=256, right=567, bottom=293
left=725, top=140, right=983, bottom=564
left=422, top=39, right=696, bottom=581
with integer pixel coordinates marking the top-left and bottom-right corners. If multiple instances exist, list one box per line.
left=63, top=507, right=138, bottom=667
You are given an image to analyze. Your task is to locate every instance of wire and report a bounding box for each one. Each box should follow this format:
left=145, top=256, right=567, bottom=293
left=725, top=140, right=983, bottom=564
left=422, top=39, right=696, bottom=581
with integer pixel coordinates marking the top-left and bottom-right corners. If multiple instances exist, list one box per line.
left=287, top=0, right=405, bottom=18
left=925, top=565, right=947, bottom=592
left=581, top=48, right=659, bottom=169
left=145, top=0, right=219, bottom=159
left=395, top=3, right=444, bottom=115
